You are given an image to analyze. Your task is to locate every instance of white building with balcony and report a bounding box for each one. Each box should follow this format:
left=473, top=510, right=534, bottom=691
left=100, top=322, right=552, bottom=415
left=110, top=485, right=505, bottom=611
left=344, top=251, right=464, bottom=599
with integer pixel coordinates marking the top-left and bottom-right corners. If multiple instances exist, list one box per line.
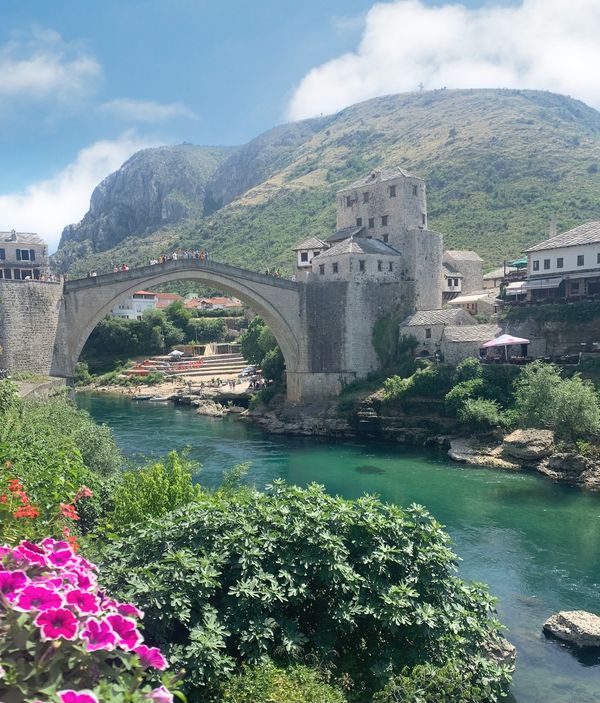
left=524, top=221, right=600, bottom=300
left=0, top=230, right=49, bottom=280
left=111, top=291, right=157, bottom=320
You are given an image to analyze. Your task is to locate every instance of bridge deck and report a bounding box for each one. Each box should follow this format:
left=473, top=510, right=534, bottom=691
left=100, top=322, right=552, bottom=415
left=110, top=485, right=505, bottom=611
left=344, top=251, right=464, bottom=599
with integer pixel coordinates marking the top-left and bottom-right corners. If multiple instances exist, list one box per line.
left=63, top=259, right=299, bottom=292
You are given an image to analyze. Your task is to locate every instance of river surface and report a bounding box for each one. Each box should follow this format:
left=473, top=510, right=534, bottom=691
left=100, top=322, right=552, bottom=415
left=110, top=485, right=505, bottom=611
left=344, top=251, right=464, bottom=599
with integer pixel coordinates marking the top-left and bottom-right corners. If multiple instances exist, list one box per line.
left=76, top=392, right=600, bottom=703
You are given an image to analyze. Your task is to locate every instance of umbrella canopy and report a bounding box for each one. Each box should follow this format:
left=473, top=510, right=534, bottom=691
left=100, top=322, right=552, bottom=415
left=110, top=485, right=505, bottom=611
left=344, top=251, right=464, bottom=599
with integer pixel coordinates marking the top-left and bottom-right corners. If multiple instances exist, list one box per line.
left=168, top=349, right=185, bottom=356
left=482, top=333, right=530, bottom=348
left=508, top=257, right=528, bottom=269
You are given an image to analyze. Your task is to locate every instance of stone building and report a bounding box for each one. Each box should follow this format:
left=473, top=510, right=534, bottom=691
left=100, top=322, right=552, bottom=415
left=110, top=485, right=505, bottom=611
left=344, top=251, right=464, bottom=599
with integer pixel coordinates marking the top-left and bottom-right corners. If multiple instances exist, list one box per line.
left=448, top=292, right=500, bottom=317
left=0, top=230, right=49, bottom=281
left=442, top=324, right=501, bottom=365
left=442, top=250, right=483, bottom=294
left=293, top=236, right=326, bottom=278
left=399, top=308, right=477, bottom=357
left=442, top=264, right=464, bottom=301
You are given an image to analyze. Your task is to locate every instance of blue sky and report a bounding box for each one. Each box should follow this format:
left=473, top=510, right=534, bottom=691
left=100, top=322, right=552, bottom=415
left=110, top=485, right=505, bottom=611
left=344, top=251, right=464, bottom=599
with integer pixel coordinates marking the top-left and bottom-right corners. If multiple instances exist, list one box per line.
left=0, top=0, right=595, bottom=249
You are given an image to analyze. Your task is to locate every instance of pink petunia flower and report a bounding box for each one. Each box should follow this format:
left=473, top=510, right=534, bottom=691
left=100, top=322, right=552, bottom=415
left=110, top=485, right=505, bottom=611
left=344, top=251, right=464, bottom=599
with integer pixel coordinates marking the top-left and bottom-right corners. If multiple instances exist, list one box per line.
left=116, top=601, right=144, bottom=619
left=58, top=691, right=99, bottom=703
left=0, top=570, right=28, bottom=600
left=145, top=686, right=173, bottom=703
left=14, top=584, right=62, bottom=612
left=66, top=588, right=100, bottom=614
left=48, top=549, right=76, bottom=568
left=13, top=541, right=47, bottom=567
left=134, top=644, right=168, bottom=670
left=81, top=618, right=117, bottom=652
left=105, top=613, right=143, bottom=650
left=35, top=608, right=78, bottom=641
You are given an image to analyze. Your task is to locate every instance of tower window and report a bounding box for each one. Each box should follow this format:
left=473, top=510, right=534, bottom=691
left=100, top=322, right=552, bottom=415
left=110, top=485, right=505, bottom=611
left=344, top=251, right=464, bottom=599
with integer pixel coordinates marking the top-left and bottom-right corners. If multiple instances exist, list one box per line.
left=389, top=185, right=396, bottom=197
left=356, top=217, right=362, bottom=226
left=363, top=192, right=369, bottom=203
left=388, top=261, right=393, bottom=272
left=381, top=215, right=388, bottom=226
left=368, top=217, right=374, bottom=229
left=412, top=185, right=418, bottom=196
left=422, top=214, right=426, bottom=225
left=319, top=264, right=325, bottom=275
left=377, top=260, right=382, bottom=271
left=346, top=196, right=353, bottom=207
left=359, top=260, right=365, bottom=272
left=332, top=262, right=339, bottom=274
left=383, top=234, right=389, bottom=243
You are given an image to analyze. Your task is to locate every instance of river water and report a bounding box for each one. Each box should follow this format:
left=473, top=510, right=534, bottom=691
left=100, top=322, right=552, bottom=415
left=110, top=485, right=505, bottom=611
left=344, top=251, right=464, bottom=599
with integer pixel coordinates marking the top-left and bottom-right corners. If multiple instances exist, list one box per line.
left=76, top=392, right=600, bottom=703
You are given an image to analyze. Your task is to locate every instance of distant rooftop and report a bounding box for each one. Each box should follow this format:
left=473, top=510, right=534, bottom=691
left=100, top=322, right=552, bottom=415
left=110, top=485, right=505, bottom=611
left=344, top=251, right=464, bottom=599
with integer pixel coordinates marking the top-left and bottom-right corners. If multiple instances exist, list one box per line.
left=326, top=225, right=365, bottom=243
left=442, top=264, right=464, bottom=277
left=483, top=266, right=517, bottom=280
left=1, top=230, right=45, bottom=246
left=318, top=236, right=401, bottom=259
left=343, top=166, right=421, bottom=190
left=525, top=221, right=600, bottom=252
left=443, top=250, right=484, bottom=262
left=401, top=308, right=474, bottom=326
left=448, top=292, right=498, bottom=304
left=293, top=236, right=327, bottom=251
left=444, top=324, right=501, bottom=343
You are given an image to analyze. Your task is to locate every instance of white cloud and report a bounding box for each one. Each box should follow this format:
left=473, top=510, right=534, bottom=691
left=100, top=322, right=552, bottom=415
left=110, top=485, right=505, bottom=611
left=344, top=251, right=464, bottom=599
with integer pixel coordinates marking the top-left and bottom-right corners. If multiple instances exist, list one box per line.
left=0, top=28, right=101, bottom=102
left=288, top=0, right=600, bottom=120
left=0, top=133, right=160, bottom=253
left=101, top=98, right=196, bottom=123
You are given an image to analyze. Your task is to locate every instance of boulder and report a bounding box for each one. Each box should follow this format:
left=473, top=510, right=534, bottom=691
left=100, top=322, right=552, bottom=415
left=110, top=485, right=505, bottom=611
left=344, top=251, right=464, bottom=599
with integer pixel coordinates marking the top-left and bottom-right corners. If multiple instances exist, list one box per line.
left=484, top=635, right=516, bottom=669
left=448, top=438, right=520, bottom=471
left=501, top=429, right=554, bottom=462
left=195, top=399, right=226, bottom=418
left=543, top=610, right=600, bottom=648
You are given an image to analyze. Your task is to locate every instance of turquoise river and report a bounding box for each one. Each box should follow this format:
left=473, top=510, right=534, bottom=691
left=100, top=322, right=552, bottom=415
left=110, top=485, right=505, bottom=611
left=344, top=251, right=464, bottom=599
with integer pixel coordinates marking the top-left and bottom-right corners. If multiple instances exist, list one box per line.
left=76, top=392, right=600, bottom=703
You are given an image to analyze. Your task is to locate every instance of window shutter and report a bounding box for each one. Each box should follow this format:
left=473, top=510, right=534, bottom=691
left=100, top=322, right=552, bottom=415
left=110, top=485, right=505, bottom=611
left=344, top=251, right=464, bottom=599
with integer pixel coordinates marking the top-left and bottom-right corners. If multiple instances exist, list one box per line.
left=30, top=249, right=35, bottom=261
left=16, top=249, right=21, bottom=261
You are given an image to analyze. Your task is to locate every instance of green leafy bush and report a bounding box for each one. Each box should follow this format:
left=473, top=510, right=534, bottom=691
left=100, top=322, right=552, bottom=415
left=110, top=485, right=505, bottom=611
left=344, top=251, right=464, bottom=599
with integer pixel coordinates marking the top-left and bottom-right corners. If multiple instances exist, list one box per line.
left=99, top=481, right=509, bottom=701
left=0, top=378, right=19, bottom=416
left=445, top=379, right=486, bottom=415
left=453, top=357, right=484, bottom=384
left=220, top=662, right=346, bottom=703
left=383, top=364, right=454, bottom=403
left=459, top=398, right=506, bottom=432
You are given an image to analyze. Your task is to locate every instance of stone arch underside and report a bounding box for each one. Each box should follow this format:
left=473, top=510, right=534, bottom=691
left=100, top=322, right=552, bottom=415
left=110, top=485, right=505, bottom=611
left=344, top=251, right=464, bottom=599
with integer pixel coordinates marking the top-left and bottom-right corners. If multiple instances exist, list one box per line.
left=63, top=268, right=301, bottom=377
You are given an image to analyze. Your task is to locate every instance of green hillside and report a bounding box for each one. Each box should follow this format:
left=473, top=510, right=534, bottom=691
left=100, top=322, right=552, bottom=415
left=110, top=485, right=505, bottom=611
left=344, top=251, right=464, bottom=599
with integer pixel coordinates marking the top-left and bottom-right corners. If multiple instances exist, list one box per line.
left=54, top=89, right=600, bottom=277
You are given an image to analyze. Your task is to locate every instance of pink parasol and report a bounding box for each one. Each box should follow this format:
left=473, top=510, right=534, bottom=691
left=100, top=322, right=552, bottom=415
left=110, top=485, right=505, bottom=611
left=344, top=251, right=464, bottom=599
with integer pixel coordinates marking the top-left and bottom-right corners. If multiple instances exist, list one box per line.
left=482, top=334, right=530, bottom=348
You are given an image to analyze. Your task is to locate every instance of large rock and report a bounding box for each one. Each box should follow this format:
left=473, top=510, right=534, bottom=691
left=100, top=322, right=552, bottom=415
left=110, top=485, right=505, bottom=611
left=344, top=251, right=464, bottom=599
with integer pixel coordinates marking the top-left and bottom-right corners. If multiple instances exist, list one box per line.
left=538, top=452, right=600, bottom=490
left=195, top=399, right=226, bottom=418
left=501, top=429, right=554, bottom=462
left=543, top=610, right=600, bottom=648
left=448, top=438, right=520, bottom=471
left=484, top=635, right=517, bottom=669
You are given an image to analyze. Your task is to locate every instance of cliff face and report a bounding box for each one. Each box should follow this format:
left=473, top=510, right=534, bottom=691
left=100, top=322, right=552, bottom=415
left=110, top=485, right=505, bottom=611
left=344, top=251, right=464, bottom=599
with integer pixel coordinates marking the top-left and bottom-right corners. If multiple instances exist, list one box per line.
left=55, top=144, right=233, bottom=267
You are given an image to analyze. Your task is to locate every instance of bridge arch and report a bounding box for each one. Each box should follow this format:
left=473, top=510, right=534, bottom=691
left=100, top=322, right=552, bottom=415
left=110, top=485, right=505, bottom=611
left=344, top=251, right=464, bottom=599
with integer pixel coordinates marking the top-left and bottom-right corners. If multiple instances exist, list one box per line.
left=61, top=260, right=302, bottom=380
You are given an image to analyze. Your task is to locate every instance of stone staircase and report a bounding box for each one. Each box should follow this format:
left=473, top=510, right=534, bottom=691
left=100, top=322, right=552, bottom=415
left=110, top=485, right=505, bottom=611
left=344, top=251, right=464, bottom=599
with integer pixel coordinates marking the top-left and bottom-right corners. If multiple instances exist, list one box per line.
left=123, top=353, right=248, bottom=378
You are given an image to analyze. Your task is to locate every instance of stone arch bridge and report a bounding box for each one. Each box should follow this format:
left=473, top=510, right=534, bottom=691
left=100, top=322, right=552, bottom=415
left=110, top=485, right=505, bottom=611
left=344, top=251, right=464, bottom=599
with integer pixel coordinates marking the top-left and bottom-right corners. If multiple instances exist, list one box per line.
left=0, top=259, right=378, bottom=401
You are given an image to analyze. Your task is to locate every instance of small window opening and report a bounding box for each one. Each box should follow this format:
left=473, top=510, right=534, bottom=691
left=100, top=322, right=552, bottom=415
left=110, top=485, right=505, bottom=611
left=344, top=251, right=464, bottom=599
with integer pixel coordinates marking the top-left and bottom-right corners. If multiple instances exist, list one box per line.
left=389, top=185, right=396, bottom=198
left=359, top=260, right=365, bottom=272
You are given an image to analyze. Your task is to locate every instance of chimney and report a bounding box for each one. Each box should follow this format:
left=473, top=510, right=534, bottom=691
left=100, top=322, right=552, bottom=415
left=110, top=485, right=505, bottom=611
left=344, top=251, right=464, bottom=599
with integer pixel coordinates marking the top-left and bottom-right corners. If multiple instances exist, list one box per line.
left=549, top=214, right=557, bottom=239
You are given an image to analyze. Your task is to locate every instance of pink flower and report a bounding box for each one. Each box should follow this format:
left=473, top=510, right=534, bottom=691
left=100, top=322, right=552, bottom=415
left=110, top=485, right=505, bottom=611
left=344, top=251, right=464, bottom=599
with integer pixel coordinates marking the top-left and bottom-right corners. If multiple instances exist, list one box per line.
left=66, top=588, right=100, bottom=614
left=58, top=691, right=99, bottom=703
left=81, top=618, right=117, bottom=652
left=134, top=644, right=168, bottom=670
left=0, top=570, right=28, bottom=600
left=13, top=541, right=47, bottom=566
left=14, top=584, right=62, bottom=612
left=0, top=664, right=5, bottom=678
left=105, top=614, right=143, bottom=650
left=145, top=686, right=173, bottom=703
left=48, top=549, right=76, bottom=568
left=35, top=607, right=78, bottom=641
left=116, top=601, right=144, bottom=619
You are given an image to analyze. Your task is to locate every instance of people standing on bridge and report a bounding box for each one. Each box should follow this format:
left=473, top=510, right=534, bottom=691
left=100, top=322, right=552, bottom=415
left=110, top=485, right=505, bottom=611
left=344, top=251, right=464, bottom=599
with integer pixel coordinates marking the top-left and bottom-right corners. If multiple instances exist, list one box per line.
left=172, top=251, right=178, bottom=261
left=113, top=265, right=119, bottom=273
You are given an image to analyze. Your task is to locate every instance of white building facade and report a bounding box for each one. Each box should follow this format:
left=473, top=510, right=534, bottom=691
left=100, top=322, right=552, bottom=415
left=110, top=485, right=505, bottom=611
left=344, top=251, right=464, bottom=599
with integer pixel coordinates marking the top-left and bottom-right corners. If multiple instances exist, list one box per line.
left=111, top=291, right=157, bottom=320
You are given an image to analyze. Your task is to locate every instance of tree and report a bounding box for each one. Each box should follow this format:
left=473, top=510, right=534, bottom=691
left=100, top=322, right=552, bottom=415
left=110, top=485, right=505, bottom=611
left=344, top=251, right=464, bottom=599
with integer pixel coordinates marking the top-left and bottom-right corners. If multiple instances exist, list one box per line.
left=240, top=317, right=267, bottom=365
left=554, top=374, right=600, bottom=442
left=513, top=361, right=562, bottom=428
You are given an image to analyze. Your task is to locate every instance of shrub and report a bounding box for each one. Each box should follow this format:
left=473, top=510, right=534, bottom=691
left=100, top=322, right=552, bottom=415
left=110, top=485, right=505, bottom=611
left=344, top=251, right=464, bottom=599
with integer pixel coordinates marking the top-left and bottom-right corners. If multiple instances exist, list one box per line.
left=108, top=451, right=200, bottom=531
left=382, top=374, right=410, bottom=401
left=220, top=662, right=347, bottom=703
left=99, top=481, right=509, bottom=701
left=459, top=398, right=505, bottom=432
left=553, top=374, right=600, bottom=442
left=74, top=362, right=93, bottom=387
left=453, top=357, right=483, bottom=384
left=0, top=538, right=178, bottom=703
left=513, top=360, right=562, bottom=429
left=0, top=379, right=19, bottom=417
left=384, top=365, right=454, bottom=403
left=445, top=379, right=486, bottom=415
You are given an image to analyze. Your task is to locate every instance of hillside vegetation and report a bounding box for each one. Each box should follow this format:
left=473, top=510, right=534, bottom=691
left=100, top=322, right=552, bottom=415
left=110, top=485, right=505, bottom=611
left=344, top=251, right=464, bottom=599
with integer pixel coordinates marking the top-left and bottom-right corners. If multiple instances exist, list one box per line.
left=53, top=89, right=600, bottom=277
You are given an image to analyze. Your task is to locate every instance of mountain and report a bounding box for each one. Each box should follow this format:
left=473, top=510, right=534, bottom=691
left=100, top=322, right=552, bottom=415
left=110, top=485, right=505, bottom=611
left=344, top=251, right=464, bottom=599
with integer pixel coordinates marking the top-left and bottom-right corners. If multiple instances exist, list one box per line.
left=53, top=89, right=600, bottom=276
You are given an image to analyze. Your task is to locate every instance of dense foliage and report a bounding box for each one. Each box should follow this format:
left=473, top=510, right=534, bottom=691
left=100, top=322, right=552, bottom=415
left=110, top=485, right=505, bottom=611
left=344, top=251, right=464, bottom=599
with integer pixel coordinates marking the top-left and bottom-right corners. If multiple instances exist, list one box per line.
left=240, top=316, right=285, bottom=385
left=99, top=481, right=510, bottom=701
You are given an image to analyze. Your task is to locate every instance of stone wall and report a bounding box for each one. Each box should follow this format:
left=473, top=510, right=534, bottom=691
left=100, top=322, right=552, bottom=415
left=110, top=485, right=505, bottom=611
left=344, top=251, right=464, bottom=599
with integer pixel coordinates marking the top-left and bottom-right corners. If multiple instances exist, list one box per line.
left=0, top=281, right=63, bottom=375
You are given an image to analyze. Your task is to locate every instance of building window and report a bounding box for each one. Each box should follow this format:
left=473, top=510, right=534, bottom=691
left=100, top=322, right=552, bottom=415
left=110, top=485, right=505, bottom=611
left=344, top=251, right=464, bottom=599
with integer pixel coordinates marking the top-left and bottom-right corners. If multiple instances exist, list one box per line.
left=454, top=278, right=459, bottom=286
left=3, top=268, right=11, bottom=279
left=300, top=252, right=309, bottom=262
left=381, top=215, right=388, bottom=226
left=425, top=328, right=432, bottom=339
left=314, top=250, right=320, bottom=256
left=383, top=234, right=389, bottom=243
left=0, top=269, right=3, bottom=279
left=597, top=253, right=600, bottom=264
left=578, top=254, right=585, bottom=266
left=359, top=260, right=365, bottom=272
left=377, top=260, right=383, bottom=271
left=572, top=281, right=580, bottom=292
left=544, top=259, right=551, bottom=270
left=14, top=269, right=21, bottom=280
left=413, top=185, right=418, bottom=196
left=368, top=217, right=374, bottom=229
left=319, top=264, right=325, bottom=275
left=388, top=261, right=393, bottom=272
left=363, top=192, right=369, bottom=203
left=533, top=260, right=540, bottom=271
left=448, top=278, right=453, bottom=287
left=557, top=257, right=564, bottom=268
left=389, top=185, right=396, bottom=197
left=332, top=262, right=339, bottom=274
left=356, top=217, right=362, bottom=226
left=0, top=248, right=4, bottom=261
left=345, top=196, right=353, bottom=207
left=422, top=214, right=426, bottom=225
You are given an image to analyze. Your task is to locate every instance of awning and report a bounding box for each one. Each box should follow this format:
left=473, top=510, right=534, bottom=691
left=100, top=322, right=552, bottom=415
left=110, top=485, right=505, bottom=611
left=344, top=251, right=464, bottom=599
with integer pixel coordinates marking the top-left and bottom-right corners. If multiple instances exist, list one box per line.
left=508, top=257, right=528, bottom=269
left=505, top=281, right=526, bottom=295
left=483, top=333, right=530, bottom=349
left=168, top=349, right=185, bottom=356
left=524, top=277, right=563, bottom=290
